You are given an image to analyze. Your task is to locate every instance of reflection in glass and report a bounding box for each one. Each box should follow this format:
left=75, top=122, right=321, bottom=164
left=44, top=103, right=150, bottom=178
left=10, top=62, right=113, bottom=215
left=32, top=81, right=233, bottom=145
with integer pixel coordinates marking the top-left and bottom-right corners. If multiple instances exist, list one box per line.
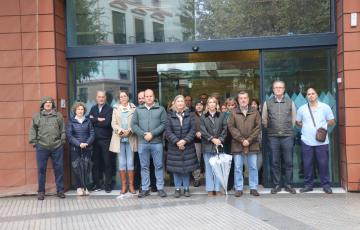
left=68, top=0, right=331, bottom=46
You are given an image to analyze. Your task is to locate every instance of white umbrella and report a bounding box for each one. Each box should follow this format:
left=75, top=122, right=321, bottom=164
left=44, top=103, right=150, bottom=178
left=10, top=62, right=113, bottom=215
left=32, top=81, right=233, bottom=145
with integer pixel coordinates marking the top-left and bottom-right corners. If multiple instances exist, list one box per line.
left=209, top=145, right=233, bottom=195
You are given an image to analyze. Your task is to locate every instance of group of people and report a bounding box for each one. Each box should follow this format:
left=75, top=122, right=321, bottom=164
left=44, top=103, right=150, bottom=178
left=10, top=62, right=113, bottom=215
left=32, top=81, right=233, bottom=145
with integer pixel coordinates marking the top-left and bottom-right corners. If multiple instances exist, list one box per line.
left=29, top=80, right=335, bottom=200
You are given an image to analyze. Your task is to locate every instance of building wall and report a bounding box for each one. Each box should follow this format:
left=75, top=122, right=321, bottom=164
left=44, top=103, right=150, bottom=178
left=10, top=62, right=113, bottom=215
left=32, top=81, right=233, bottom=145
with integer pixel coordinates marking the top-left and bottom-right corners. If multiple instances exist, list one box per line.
left=337, top=0, right=360, bottom=191
left=0, top=0, right=68, bottom=195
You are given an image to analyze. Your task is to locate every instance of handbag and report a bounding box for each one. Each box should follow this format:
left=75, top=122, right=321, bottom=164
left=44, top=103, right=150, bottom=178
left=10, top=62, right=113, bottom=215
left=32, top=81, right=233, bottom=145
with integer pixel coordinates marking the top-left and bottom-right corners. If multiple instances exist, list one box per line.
left=308, top=104, right=327, bottom=142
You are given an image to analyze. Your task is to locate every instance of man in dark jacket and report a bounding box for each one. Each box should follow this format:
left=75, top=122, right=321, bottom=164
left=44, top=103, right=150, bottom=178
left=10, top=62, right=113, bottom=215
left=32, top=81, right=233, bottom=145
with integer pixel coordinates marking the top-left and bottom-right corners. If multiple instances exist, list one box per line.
left=132, top=89, right=167, bottom=198
left=29, top=96, right=66, bottom=200
left=89, top=90, right=114, bottom=193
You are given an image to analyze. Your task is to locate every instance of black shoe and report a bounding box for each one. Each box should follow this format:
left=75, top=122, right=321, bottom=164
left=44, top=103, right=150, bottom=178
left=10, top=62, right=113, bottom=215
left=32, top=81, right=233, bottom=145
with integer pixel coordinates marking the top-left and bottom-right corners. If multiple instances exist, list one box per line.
left=323, top=187, right=333, bottom=194
left=174, top=189, right=181, bottom=198
left=91, top=185, right=102, bottom=192
left=37, top=192, right=45, bottom=200
left=193, top=180, right=201, bottom=187
left=138, top=190, right=150, bottom=198
left=105, top=185, right=112, bottom=193
left=250, top=189, right=260, bottom=196
left=183, top=188, right=191, bottom=197
left=57, top=192, right=66, bottom=198
left=234, top=190, right=243, bottom=197
left=151, top=187, right=158, bottom=193
left=270, top=185, right=281, bottom=194
left=284, top=185, right=297, bottom=194
left=158, top=189, right=167, bottom=197
left=300, top=187, right=313, bottom=193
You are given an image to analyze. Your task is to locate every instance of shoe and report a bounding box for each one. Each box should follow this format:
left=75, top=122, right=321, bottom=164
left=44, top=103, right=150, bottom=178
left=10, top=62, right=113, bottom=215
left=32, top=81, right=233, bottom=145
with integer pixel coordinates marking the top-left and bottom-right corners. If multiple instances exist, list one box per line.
left=91, top=185, right=102, bottom=192
left=270, top=185, right=281, bottom=194
left=57, top=192, right=66, bottom=198
left=215, top=191, right=223, bottom=196
left=234, top=190, right=243, bottom=197
left=151, top=187, right=158, bottom=193
left=183, top=188, right=191, bottom=197
left=84, top=188, right=90, bottom=196
left=174, top=189, right=181, bottom=198
left=138, top=190, right=150, bottom=198
left=208, top=191, right=215, bottom=197
left=193, top=180, right=201, bottom=187
left=250, top=189, right=260, bottom=196
left=300, top=187, right=313, bottom=193
left=158, top=189, right=167, bottom=197
left=76, top=188, right=84, bottom=196
left=105, top=185, right=112, bottom=193
left=323, top=187, right=333, bottom=194
left=284, top=185, right=297, bottom=194
left=37, top=192, right=45, bottom=200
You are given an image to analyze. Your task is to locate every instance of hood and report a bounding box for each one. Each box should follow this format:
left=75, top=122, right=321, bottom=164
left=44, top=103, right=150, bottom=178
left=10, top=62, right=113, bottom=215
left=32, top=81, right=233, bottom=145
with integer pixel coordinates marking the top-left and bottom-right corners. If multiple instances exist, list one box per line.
left=40, top=96, right=56, bottom=111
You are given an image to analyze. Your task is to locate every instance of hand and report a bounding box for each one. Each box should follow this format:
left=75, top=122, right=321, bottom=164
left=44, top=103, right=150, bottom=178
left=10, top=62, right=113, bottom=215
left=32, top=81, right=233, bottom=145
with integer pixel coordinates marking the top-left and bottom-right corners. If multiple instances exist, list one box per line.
left=98, top=117, right=105, bottom=122
left=89, top=115, right=94, bottom=119
left=176, top=140, right=186, bottom=148
left=144, top=132, right=153, bottom=142
left=196, top=132, right=202, bottom=139
left=178, top=145, right=185, bottom=150
left=123, top=130, right=131, bottom=137
left=211, top=138, right=222, bottom=146
left=242, top=140, right=250, bottom=147
left=79, top=143, right=88, bottom=149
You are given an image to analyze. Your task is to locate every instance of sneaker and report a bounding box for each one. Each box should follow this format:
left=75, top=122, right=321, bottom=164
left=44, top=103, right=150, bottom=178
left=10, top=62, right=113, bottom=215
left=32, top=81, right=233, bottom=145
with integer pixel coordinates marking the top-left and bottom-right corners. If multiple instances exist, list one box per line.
left=57, top=192, right=66, bottom=199
left=234, top=190, right=243, bottom=197
left=174, top=189, right=181, bottom=198
left=284, top=185, right=296, bottom=194
left=300, top=187, right=313, bottom=193
left=105, top=185, right=112, bottom=193
left=183, top=188, right=191, bottom=197
left=158, top=189, right=167, bottom=197
left=138, top=190, right=150, bottom=198
left=193, top=180, right=201, bottom=187
left=250, top=189, right=260, bottom=196
left=270, top=185, right=281, bottom=194
left=323, top=187, right=333, bottom=194
left=37, top=192, right=45, bottom=200
left=91, top=185, right=102, bottom=192
left=84, top=188, right=90, bottom=196
left=76, top=188, right=84, bottom=196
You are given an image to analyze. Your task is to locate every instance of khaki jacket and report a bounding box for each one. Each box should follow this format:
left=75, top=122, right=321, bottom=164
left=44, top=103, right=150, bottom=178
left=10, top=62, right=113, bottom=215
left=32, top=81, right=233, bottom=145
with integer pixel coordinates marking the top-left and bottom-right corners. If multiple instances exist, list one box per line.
left=109, top=103, right=138, bottom=154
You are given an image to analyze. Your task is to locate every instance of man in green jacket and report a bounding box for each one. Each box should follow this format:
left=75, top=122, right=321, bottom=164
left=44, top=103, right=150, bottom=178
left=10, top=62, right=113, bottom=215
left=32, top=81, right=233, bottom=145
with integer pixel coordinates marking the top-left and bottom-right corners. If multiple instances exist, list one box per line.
left=29, top=96, right=66, bottom=200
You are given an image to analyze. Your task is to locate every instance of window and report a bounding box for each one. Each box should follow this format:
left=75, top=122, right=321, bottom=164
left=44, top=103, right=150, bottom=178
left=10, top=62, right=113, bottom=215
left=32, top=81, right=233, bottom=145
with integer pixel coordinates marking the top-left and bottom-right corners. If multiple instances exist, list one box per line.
left=135, top=18, right=145, bottom=43
left=153, top=22, right=164, bottom=42
left=112, top=11, right=126, bottom=44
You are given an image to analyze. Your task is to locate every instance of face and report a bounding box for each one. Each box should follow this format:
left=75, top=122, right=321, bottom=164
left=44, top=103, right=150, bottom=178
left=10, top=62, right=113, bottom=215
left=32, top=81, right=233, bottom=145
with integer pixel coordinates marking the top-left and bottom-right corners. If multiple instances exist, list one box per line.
left=195, top=103, right=204, bottom=112
left=221, top=105, right=227, bottom=113
left=76, top=106, right=85, bottom=117
left=226, top=101, right=236, bottom=111
left=208, top=99, right=217, bottom=111
left=184, top=96, right=192, bottom=107
left=272, top=82, right=285, bottom=97
left=238, top=93, right=249, bottom=108
left=138, top=92, right=145, bottom=105
left=119, top=92, right=129, bottom=105
left=251, top=101, right=259, bottom=110
left=96, top=91, right=106, bottom=105
left=175, top=97, right=185, bottom=112
left=144, top=90, right=155, bottom=106
left=43, top=101, right=53, bottom=112
left=200, top=94, right=208, bottom=101
left=306, top=88, right=318, bottom=102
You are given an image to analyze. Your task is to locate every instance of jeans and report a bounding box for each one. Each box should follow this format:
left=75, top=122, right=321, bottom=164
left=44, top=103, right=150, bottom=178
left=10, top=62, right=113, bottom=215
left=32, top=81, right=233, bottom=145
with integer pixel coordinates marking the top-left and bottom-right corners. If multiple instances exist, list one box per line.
left=92, top=139, right=113, bottom=187
left=268, top=136, right=294, bottom=187
left=118, top=142, right=134, bottom=170
left=173, top=172, right=191, bottom=189
left=234, top=153, right=258, bottom=191
left=203, top=152, right=221, bottom=192
left=36, top=145, right=64, bottom=193
left=301, top=141, right=330, bottom=188
left=138, top=143, right=164, bottom=191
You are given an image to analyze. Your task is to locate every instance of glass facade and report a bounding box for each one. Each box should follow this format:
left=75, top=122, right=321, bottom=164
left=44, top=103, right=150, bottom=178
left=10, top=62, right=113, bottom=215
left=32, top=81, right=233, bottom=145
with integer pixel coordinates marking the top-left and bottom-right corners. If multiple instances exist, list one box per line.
left=67, top=0, right=331, bottom=46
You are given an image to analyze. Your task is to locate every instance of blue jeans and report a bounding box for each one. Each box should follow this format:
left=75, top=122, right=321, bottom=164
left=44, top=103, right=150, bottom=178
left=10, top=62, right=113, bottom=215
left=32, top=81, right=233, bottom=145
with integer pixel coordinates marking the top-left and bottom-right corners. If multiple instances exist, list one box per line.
left=36, top=145, right=64, bottom=193
left=234, top=153, right=258, bottom=191
left=138, top=143, right=164, bottom=191
left=118, top=142, right=134, bottom=170
left=173, top=172, right=190, bottom=189
left=203, top=152, right=221, bottom=192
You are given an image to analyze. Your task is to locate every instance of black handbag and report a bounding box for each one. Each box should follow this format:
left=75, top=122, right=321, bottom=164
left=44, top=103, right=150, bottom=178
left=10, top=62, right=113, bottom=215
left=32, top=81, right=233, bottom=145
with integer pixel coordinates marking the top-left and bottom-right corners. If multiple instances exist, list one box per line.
left=308, top=104, right=327, bottom=142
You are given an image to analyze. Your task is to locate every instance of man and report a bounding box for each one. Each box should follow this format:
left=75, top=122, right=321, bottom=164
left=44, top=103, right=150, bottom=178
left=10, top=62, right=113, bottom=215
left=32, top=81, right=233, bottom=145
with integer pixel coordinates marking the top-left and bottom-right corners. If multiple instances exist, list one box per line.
left=228, top=91, right=261, bottom=197
left=192, top=100, right=204, bottom=187
left=29, top=96, right=66, bottom=200
left=132, top=89, right=167, bottom=198
left=296, top=88, right=335, bottom=194
left=185, top=95, right=195, bottom=112
left=89, top=90, right=114, bottom=193
left=262, top=80, right=297, bottom=194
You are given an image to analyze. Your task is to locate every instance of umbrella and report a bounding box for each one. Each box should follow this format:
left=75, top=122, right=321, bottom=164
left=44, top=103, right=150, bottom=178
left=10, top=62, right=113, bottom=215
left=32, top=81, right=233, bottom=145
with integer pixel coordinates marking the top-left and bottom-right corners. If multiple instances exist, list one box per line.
left=209, top=145, right=233, bottom=195
left=71, top=155, right=84, bottom=188
left=80, top=148, right=92, bottom=189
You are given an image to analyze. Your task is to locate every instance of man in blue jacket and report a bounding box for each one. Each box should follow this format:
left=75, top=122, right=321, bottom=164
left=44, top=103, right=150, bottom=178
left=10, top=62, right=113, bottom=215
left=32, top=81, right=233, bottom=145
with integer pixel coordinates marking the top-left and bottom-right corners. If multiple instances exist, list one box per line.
left=132, top=89, right=167, bottom=198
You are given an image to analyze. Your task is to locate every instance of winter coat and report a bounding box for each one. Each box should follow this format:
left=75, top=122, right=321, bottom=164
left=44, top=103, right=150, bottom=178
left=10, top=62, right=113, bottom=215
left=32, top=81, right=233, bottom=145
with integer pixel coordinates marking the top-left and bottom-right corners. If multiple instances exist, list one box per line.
left=227, top=106, right=261, bottom=154
left=29, top=96, right=66, bottom=150
left=66, top=117, right=95, bottom=148
left=200, top=111, right=227, bottom=153
left=109, top=103, right=138, bottom=153
left=88, top=104, right=113, bottom=140
left=165, top=110, right=199, bottom=174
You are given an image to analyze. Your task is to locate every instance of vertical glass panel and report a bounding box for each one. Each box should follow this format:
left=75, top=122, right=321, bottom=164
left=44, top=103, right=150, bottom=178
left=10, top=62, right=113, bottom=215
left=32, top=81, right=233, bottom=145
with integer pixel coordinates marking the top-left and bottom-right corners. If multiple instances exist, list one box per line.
left=263, top=48, right=339, bottom=186
left=67, top=0, right=332, bottom=46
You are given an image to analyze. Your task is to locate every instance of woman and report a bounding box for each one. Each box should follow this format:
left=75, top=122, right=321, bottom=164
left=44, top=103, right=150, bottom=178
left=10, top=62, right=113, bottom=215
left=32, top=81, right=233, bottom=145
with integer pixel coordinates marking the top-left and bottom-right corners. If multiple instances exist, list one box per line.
left=110, top=91, right=137, bottom=194
left=200, top=96, right=227, bottom=196
left=66, top=102, right=95, bottom=196
left=165, top=95, right=198, bottom=198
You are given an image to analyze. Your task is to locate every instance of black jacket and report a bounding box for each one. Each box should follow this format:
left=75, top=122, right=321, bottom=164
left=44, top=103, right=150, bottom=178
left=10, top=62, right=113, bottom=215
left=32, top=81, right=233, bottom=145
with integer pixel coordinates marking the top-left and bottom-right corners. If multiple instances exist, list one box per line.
left=88, top=104, right=113, bottom=140
left=165, top=110, right=199, bottom=174
left=200, top=111, right=227, bottom=153
left=66, top=117, right=95, bottom=147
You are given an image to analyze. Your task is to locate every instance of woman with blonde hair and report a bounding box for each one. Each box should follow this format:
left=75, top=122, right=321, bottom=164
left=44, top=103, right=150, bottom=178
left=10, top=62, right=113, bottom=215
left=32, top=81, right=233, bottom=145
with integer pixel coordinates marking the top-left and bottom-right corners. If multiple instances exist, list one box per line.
left=110, top=91, right=137, bottom=194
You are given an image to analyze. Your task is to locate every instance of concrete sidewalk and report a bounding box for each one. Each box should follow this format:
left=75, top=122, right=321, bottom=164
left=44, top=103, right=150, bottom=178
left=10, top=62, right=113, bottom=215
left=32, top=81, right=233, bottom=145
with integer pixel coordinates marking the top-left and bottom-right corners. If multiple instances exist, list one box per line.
left=0, top=188, right=359, bottom=230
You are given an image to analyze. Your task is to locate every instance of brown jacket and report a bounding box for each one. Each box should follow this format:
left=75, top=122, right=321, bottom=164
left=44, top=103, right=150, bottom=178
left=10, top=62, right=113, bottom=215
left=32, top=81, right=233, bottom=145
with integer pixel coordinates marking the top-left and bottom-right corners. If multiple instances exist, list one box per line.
left=227, top=106, right=261, bottom=154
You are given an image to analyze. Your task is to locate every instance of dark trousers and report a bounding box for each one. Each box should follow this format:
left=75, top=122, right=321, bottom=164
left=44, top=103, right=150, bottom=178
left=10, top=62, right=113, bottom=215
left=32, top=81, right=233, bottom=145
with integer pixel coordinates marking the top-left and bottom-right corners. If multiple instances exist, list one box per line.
left=268, top=136, right=294, bottom=187
left=36, top=145, right=64, bottom=193
left=92, top=139, right=113, bottom=187
left=133, top=151, right=141, bottom=190
left=70, top=147, right=92, bottom=189
left=301, top=141, right=330, bottom=188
